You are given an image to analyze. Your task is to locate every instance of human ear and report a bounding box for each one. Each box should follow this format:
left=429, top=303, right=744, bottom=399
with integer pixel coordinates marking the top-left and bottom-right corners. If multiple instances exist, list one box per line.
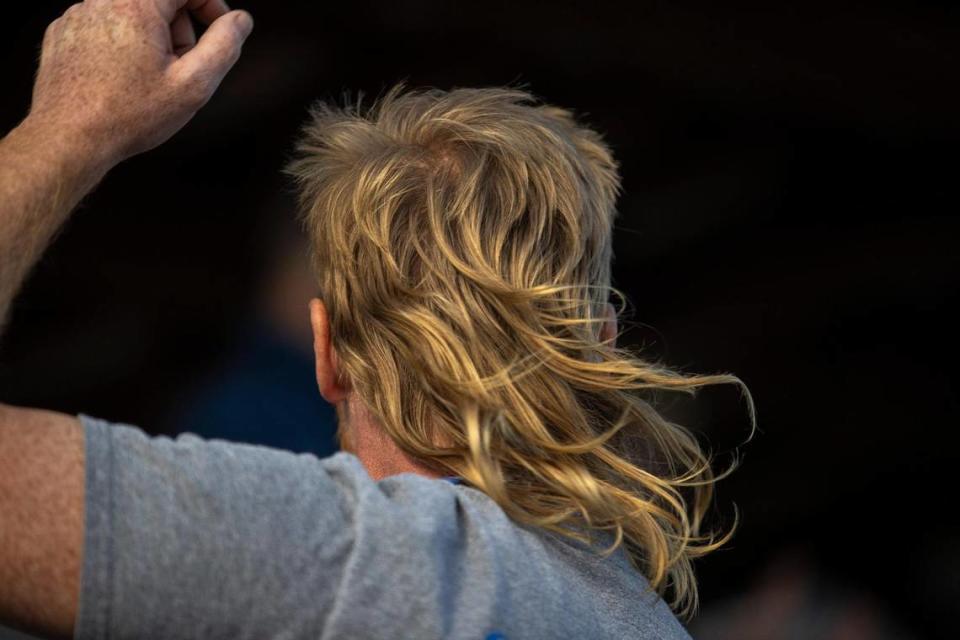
left=309, top=298, right=350, bottom=404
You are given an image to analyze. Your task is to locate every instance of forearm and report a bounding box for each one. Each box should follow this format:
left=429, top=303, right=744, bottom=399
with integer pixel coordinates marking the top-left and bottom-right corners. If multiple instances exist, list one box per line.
left=0, top=117, right=112, bottom=334
left=0, top=0, right=253, bottom=337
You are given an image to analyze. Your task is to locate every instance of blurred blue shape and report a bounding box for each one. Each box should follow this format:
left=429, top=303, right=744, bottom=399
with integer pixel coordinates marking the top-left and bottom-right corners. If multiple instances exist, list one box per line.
left=174, top=321, right=338, bottom=457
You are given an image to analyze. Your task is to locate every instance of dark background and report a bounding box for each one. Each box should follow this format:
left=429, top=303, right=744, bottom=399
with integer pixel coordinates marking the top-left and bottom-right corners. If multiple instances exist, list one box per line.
left=2, top=1, right=957, bottom=637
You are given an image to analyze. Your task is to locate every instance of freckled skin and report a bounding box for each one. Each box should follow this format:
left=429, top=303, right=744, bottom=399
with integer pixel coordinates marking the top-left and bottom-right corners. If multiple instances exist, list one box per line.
left=31, top=0, right=251, bottom=164
left=0, top=1, right=252, bottom=637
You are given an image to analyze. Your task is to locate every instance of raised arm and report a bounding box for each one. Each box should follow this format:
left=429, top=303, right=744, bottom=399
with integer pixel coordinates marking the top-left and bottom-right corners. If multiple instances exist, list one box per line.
left=0, top=1, right=252, bottom=636
left=0, top=0, right=253, bottom=331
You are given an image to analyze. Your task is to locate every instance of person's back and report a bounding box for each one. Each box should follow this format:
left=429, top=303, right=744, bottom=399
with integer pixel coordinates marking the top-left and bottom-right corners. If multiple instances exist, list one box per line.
left=77, top=417, right=690, bottom=639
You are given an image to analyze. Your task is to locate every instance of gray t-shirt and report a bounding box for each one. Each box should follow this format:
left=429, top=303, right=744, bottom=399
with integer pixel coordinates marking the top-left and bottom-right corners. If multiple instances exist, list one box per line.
left=76, top=415, right=692, bottom=640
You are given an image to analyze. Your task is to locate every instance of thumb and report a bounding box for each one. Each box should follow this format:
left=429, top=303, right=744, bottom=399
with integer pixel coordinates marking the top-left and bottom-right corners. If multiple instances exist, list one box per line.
left=171, top=10, right=253, bottom=101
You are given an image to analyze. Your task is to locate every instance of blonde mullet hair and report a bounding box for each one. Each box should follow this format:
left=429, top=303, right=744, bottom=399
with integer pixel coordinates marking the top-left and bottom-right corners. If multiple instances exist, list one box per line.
left=287, top=85, right=754, bottom=617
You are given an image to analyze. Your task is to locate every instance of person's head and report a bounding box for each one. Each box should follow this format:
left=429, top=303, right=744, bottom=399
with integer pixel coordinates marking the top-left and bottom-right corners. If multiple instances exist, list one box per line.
left=287, top=85, right=752, bottom=616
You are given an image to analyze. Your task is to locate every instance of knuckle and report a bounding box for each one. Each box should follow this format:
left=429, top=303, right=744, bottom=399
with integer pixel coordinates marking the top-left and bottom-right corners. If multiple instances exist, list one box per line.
left=43, top=19, right=59, bottom=40
left=42, top=16, right=68, bottom=48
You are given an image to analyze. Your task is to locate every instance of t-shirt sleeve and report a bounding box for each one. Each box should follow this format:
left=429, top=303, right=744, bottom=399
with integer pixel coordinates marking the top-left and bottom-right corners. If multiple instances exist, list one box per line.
left=74, top=415, right=370, bottom=640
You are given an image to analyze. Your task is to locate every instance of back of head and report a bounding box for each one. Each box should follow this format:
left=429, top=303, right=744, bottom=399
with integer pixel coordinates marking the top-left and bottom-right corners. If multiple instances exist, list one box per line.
left=287, top=85, right=752, bottom=617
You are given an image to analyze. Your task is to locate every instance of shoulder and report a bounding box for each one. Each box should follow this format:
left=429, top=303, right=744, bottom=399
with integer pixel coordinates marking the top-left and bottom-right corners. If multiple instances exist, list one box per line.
left=80, top=413, right=468, bottom=535
left=78, top=415, right=481, bottom=638
left=77, top=416, right=690, bottom=640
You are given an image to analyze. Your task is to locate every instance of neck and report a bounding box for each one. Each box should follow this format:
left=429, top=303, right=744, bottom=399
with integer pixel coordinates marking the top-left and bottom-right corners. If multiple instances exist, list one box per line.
left=337, top=394, right=441, bottom=481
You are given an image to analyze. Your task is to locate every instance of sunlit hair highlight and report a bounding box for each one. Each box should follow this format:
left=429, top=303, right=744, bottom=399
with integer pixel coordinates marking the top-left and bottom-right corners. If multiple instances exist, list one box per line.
left=287, top=84, right=754, bottom=617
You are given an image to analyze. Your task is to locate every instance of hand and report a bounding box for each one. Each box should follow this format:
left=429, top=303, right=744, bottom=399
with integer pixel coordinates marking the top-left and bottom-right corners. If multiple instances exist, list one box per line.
left=27, top=0, right=254, bottom=168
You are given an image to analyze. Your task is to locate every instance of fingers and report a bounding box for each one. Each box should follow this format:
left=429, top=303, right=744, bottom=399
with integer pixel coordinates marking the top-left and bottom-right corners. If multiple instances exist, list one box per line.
left=152, top=0, right=230, bottom=24
left=169, top=10, right=253, bottom=105
left=170, top=10, right=197, bottom=55
left=185, top=0, right=232, bottom=26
